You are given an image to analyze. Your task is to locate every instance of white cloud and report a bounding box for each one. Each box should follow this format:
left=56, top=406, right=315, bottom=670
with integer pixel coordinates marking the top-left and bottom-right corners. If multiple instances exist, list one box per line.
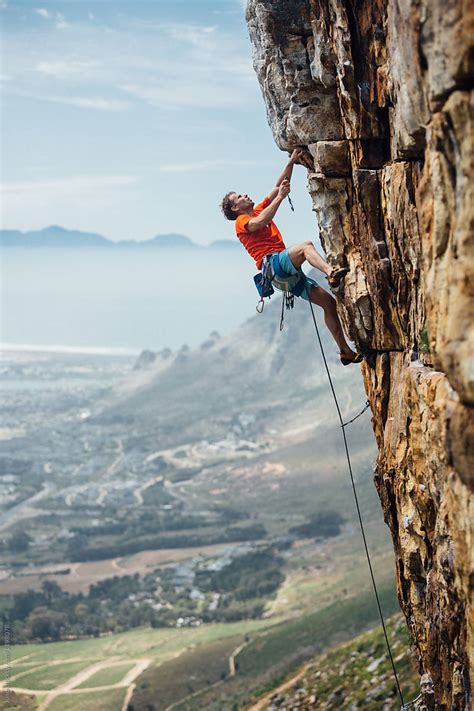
left=55, top=13, right=70, bottom=30
left=120, top=80, right=243, bottom=110
left=160, top=159, right=261, bottom=174
left=34, top=8, right=69, bottom=29
left=120, top=52, right=255, bottom=111
left=3, top=15, right=256, bottom=111
left=4, top=88, right=130, bottom=112
left=2, top=175, right=139, bottom=196
left=48, top=95, right=131, bottom=111
left=36, top=60, right=99, bottom=77
left=163, top=23, right=218, bottom=50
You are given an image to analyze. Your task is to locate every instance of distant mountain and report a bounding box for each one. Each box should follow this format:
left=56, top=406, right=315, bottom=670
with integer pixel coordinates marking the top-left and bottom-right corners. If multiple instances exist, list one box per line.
left=146, top=233, right=196, bottom=248
left=0, top=226, right=110, bottom=248
left=0, top=227, right=238, bottom=249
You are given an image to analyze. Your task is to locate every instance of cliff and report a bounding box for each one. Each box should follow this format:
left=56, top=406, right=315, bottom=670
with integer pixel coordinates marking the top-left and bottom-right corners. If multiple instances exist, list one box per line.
left=246, top=1, right=473, bottom=708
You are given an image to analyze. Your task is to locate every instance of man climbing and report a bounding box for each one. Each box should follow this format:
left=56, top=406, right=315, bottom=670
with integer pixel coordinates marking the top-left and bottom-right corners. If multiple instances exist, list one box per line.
left=220, top=149, right=362, bottom=365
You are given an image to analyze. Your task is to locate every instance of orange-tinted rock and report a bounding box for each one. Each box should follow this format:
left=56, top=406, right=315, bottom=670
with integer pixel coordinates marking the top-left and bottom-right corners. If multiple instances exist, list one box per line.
left=308, top=140, right=350, bottom=176
left=247, top=0, right=473, bottom=706
left=419, top=91, right=474, bottom=406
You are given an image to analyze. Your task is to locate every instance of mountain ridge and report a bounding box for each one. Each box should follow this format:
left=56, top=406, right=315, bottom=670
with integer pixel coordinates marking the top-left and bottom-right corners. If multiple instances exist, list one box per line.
left=0, top=226, right=238, bottom=250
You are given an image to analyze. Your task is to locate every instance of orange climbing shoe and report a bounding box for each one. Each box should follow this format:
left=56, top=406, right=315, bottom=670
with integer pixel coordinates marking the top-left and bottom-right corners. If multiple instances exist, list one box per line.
left=340, top=352, right=364, bottom=366
left=327, top=267, right=349, bottom=288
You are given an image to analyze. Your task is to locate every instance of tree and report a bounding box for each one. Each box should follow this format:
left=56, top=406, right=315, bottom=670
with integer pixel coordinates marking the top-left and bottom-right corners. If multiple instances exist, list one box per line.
left=12, top=590, right=42, bottom=620
left=66, top=533, right=88, bottom=560
left=41, top=580, right=63, bottom=604
left=290, top=510, right=345, bottom=539
left=8, top=531, right=32, bottom=553
left=26, top=607, right=68, bottom=641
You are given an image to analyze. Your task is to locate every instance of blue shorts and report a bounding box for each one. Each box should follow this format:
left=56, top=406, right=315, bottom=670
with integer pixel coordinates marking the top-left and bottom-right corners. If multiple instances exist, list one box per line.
left=274, top=249, right=318, bottom=301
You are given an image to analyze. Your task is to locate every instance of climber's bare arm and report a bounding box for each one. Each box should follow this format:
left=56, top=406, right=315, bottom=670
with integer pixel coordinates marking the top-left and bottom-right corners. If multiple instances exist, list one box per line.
left=246, top=182, right=290, bottom=232
left=267, top=148, right=303, bottom=202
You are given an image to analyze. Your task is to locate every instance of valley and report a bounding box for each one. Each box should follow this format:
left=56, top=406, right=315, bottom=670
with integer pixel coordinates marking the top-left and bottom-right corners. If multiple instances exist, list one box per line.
left=0, top=300, right=404, bottom=709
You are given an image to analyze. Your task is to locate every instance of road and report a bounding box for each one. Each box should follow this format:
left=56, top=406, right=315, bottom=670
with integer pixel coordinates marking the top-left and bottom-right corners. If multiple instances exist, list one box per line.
left=0, top=483, right=54, bottom=532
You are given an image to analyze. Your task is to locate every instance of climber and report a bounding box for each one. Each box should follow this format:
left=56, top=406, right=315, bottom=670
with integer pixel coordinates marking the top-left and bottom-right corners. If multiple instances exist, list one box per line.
left=220, top=149, right=362, bottom=365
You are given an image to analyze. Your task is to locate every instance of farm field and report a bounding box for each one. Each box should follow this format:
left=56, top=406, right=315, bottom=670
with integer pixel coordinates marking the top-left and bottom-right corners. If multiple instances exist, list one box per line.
left=0, top=512, right=397, bottom=710
left=0, top=543, right=233, bottom=596
left=129, top=583, right=404, bottom=710
left=0, top=618, right=278, bottom=710
left=1, top=584, right=403, bottom=711
left=47, top=688, right=127, bottom=711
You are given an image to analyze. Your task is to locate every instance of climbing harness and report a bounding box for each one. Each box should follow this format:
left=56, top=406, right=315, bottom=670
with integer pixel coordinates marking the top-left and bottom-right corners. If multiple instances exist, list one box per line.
left=254, top=252, right=309, bottom=315
left=306, top=295, right=406, bottom=709
left=254, top=253, right=278, bottom=312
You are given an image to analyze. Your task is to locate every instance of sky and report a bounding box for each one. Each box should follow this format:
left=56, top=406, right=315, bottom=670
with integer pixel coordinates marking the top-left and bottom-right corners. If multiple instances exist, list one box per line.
left=0, top=0, right=319, bottom=245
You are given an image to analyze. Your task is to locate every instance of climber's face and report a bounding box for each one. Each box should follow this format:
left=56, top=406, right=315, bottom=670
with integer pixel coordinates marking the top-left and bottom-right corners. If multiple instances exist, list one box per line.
left=231, top=192, right=254, bottom=214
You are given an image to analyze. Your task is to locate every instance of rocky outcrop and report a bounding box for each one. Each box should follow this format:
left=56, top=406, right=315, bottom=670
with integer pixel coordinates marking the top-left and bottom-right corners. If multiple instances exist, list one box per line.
left=246, top=1, right=473, bottom=708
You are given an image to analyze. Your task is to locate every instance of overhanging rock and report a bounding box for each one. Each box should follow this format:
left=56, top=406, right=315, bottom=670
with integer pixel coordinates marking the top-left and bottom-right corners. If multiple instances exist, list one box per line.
left=246, top=1, right=473, bottom=707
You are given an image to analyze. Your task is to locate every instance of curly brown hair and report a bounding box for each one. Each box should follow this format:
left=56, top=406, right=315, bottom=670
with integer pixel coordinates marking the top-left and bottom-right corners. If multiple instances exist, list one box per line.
left=220, top=192, right=237, bottom=221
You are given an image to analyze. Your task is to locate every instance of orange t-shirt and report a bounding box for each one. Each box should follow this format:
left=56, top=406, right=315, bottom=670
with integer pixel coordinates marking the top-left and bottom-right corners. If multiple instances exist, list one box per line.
left=235, top=197, right=286, bottom=269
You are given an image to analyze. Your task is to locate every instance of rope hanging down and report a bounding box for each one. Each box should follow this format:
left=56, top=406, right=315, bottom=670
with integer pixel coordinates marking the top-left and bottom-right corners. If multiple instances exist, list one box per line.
left=401, top=693, right=423, bottom=710
left=341, top=399, right=370, bottom=428
left=307, top=298, right=406, bottom=709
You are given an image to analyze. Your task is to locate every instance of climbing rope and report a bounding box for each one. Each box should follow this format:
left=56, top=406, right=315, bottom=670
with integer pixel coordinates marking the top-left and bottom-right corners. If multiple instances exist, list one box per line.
left=307, top=298, right=406, bottom=709
left=341, top=399, right=371, bottom=428
left=401, top=694, right=423, bottom=710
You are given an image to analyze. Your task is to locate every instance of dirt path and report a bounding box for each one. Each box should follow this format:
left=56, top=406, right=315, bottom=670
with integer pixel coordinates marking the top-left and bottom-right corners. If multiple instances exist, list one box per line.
left=121, top=683, right=136, bottom=711
left=37, top=657, right=151, bottom=711
left=228, top=639, right=250, bottom=677
left=120, top=659, right=151, bottom=711
left=0, top=483, right=54, bottom=532
left=103, top=438, right=124, bottom=479
left=111, top=558, right=127, bottom=574
left=0, top=654, right=31, bottom=669
left=164, top=677, right=226, bottom=711
left=38, top=660, right=118, bottom=710
left=120, top=659, right=150, bottom=687
left=244, top=662, right=313, bottom=711
left=163, top=639, right=252, bottom=711
left=134, top=474, right=164, bottom=505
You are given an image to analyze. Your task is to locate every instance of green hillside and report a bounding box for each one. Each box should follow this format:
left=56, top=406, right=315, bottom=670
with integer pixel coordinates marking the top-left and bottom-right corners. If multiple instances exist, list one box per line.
left=242, top=614, right=420, bottom=711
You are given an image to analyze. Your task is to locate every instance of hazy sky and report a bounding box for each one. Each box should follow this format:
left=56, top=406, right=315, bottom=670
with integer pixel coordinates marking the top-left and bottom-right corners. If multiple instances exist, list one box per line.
left=1, top=0, right=318, bottom=245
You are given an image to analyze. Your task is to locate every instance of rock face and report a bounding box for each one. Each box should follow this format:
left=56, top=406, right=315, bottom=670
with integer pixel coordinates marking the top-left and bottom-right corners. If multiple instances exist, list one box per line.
left=246, top=1, right=473, bottom=708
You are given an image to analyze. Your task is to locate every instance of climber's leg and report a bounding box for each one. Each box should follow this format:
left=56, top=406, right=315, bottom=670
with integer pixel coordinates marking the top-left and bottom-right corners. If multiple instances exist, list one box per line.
left=287, top=241, right=332, bottom=275
left=287, top=242, right=348, bottom=288
left=308, top=286, right=356, bottom=356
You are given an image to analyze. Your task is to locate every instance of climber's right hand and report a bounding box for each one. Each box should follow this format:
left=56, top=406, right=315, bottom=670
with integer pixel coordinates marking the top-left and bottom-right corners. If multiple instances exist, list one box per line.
left=278, top=180, right=291, bottom=200
left=289, top=148, right=303, bottom=163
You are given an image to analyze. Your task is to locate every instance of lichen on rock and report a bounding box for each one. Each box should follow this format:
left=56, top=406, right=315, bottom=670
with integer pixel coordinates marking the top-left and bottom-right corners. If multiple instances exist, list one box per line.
left=246, top=0, right=473, bottom=707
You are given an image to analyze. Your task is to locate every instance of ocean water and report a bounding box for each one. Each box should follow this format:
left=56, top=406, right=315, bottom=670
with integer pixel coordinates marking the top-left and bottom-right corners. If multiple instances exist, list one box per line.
left=1, top=248, right=260, bottom=353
